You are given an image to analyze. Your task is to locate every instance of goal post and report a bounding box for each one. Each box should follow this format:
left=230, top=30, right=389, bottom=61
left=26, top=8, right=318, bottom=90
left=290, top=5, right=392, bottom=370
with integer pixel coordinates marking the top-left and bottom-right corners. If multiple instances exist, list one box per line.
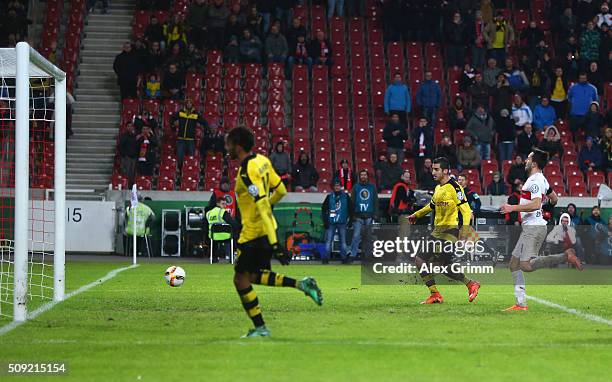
left=1, top=42, right=66, bottom=322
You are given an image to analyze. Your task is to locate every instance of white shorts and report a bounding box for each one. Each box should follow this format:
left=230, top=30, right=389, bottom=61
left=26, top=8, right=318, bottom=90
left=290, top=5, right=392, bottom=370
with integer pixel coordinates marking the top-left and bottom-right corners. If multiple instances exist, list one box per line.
left=511, top=225, right=548, bottom=261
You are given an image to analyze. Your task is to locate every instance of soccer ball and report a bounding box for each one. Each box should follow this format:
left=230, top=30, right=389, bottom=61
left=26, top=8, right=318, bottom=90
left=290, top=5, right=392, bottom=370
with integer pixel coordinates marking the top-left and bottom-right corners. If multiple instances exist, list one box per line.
left=164, top=266, right=186, bottom=287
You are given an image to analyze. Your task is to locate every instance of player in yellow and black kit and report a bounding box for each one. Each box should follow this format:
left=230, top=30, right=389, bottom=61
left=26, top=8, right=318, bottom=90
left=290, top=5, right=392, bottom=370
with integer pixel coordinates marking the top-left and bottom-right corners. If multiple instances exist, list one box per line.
left=226, top=126, right=323, bottom=338
left=408, top=157, right=481, bottom=304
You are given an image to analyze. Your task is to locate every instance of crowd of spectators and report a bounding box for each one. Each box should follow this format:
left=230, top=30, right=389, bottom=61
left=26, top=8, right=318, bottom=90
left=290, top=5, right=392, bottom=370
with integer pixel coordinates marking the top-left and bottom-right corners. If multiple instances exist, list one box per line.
left=549, top=204, right=612, bottom=264
left=0, top=1, right=29, bottom=48
left=374, top=0, right=612, bottom=194
left=109, top=0, right=612, bottom=198
left=114, top=0, right=343, bottom=101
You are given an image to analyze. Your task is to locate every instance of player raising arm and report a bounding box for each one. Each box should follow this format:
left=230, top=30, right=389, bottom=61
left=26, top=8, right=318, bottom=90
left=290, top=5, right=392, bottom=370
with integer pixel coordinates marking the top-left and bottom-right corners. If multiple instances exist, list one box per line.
left=407, top=157, right=480, bottom=304
left=226, top=126, right=323, bottom=338
left=499, top=149, right=583, bottom=312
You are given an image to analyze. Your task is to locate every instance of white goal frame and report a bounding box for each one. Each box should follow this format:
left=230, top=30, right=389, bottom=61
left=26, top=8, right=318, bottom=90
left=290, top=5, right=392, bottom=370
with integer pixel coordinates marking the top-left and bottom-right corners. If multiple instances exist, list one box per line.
left=5, top=42, right=67, bottom=322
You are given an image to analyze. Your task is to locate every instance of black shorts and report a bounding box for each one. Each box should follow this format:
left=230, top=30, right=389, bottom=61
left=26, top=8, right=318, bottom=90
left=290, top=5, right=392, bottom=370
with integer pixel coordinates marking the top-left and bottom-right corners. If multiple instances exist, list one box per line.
left=235, top=236, right=273, bottom=273
left=416, top=229, right=459, bottom=264
left=418, top=248, right=453, bottom=264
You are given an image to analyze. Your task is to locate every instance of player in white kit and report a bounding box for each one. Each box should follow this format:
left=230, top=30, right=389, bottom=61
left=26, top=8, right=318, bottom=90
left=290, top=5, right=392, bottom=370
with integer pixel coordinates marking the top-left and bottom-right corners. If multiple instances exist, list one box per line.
left=500, top=150, right=583, bottom=311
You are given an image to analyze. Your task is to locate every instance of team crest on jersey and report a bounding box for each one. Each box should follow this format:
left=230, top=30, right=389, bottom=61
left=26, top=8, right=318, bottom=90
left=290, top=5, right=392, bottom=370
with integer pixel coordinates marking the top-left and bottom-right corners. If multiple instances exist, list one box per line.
left=529, top=184, right=539, bottom=193
left=248, top=184, right=259, bottom=197
left=457, top=191, right=464, bottom=201
left=224, top=194, right=234, bottom=205
left=360, top=189, right=370, bottom=200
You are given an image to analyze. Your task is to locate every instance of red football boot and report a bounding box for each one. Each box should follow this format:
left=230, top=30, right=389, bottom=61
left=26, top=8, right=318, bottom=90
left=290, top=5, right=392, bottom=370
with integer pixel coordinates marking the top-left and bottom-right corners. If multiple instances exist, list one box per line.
left=503, top=304, right=528, bottom=311
left=566, top=249, right=584, bottom=271
left=420, top=292, right=444, bottom=304
left=466, top=281, right=480, bottom=302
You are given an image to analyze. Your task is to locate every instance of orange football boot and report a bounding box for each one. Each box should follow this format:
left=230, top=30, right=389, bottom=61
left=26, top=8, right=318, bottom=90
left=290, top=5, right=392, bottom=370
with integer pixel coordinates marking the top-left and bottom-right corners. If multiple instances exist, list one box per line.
left=566, top=249, right=584, bottom=271
left=420, top=292, right=444, bottom=304
left=467, top=281, right=480, bottom=302
left=503, top=304, right=528, bottom=311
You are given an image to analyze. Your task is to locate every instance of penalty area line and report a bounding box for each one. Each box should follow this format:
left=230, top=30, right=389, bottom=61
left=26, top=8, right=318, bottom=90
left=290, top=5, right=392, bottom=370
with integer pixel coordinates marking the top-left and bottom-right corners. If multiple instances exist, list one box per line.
left=0, top=264, right=139, bottom=336
left=527, top=295, right=612, bottom=326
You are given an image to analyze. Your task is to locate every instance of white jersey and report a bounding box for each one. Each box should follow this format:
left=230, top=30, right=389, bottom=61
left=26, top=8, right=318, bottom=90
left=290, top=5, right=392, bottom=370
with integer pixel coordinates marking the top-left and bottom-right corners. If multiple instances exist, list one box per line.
left=520, top=172, right=549, bottom=225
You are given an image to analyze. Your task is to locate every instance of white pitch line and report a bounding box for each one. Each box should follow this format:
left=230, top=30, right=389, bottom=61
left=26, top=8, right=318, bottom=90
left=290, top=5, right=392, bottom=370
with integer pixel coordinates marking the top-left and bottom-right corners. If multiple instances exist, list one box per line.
left=0, top=264, right=139, bottom=336
left=527, top=295, right=612, bottom=326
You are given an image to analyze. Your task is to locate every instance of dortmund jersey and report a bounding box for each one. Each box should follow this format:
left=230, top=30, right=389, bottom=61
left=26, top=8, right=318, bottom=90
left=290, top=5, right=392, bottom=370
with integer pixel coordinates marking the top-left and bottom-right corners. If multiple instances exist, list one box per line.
left=414, top=178, right=472, bottom=227
left=235, top=153, right=284, bottom=244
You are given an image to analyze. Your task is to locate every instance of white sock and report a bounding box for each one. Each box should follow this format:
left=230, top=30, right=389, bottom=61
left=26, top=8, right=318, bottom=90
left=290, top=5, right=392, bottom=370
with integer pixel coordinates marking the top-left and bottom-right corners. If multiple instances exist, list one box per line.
left=511, top=270, right=527, bottom=307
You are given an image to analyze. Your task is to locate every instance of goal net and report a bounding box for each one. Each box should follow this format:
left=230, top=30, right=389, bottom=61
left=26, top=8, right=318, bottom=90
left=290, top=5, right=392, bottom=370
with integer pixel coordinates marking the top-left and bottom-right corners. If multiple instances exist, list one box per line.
left=0, top=42, right=66, bottom=323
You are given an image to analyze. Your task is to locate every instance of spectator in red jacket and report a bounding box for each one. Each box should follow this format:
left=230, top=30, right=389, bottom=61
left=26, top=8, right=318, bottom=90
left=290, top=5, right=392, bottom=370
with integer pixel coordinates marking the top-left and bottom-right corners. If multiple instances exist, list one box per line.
left=335, top=159, right=354, bottom=191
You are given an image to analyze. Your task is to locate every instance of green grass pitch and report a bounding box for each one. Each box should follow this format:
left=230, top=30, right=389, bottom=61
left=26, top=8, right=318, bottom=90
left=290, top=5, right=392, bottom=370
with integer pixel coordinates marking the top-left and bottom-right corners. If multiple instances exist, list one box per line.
left=1, top=261, right=611, bottom=381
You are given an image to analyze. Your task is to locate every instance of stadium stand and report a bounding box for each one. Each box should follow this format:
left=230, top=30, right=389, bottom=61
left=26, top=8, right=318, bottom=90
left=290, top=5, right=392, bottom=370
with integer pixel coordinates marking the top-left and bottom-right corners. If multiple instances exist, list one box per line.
left=0, top=0, right=86, bottom=189
left=100, top=0, right=612, bottom=195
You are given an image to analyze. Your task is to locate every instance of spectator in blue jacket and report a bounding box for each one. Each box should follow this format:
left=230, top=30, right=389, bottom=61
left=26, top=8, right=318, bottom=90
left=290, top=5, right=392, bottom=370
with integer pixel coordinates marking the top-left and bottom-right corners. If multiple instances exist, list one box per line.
left=532, top=97, right=557, bottom=132
left=384, top=72, right=411, bottom=128
left=567, top=72, right=598, bottom=134
left=566, top=203, right=582, bottom=226
left=578, top=136, right=603, bottom=172
left=321, top=179, right=352, bottom=264
left=416, top=71, right=441, bottom=127
left=502, top=58, right=529, bottom=91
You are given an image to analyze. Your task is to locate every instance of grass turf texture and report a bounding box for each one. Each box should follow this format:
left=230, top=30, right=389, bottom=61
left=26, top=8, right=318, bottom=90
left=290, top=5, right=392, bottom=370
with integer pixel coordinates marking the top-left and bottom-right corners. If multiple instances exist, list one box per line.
left=0, top=262, right=611, bottom=382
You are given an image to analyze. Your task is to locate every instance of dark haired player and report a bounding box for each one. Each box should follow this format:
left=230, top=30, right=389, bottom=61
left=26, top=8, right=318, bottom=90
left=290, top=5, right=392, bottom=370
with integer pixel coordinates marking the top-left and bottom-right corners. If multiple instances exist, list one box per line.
left=407, top=157, right=481, bottom=304
left=225, top=126, right=323, bottom=338
left=500, top=150, right=583, bottom=311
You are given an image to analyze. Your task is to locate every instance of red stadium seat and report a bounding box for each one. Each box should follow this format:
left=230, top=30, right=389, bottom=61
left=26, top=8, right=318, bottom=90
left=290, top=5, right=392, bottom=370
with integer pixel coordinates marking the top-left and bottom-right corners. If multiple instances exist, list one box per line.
left=157, top=177, right=175, bottom=191
left=563, top=163, right=580, bottom=174
left=222, top=100, right=239, bottom=114
left=224, top=76, right=241, bottom=90
left=163, top=99, right=181, bottom=113
left=548, top=174, right=564, bottom=188
left=180, top=178, right=199, bottom=191
left=224, top=89, right=240, bottom=103
left=566, top=174, right=584, bottom=185
left=224, top=63, right=241, bottom=78
left=453, top=129, right=467, bottom=144
left=569, top=185, right=587, bottom=197
left=122, top=98, right=140, bottom=114
left=206, top=75, right=221, bottom=90
left=136, top=176, right=152, bottom=190
left=587, top=173, right=605, bottom=188
left=268, top=77, right=284, bottom=91
left=481, top=160, right=498, bottom=174
left=590, top=183, right=602, bottom=196
left=111, top=176, right=128, bottom=190
left=142, top=99, right=160, bottom=116
left=185, top=72, right=202, bottom=89
left=292, top=64, right=308, bottom=82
